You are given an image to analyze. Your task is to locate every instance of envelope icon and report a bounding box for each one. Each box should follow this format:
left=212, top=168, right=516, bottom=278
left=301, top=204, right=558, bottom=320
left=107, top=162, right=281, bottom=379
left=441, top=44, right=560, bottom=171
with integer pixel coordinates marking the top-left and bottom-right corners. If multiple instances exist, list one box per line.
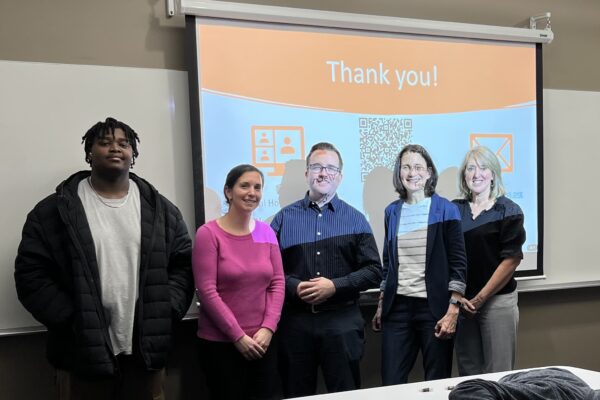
left=470, top=133, right=513, bottom=173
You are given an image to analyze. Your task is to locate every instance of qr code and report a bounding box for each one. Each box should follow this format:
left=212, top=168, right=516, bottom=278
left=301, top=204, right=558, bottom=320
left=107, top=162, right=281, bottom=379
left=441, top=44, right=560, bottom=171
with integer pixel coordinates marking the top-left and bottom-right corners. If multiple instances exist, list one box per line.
left=359, top=117, right=413, bottom=181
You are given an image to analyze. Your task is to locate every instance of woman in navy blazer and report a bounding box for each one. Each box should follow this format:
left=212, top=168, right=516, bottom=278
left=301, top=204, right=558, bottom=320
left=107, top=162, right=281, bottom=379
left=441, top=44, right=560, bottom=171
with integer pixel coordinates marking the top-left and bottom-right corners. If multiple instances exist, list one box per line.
left=372, top=144, right=472, bottom=385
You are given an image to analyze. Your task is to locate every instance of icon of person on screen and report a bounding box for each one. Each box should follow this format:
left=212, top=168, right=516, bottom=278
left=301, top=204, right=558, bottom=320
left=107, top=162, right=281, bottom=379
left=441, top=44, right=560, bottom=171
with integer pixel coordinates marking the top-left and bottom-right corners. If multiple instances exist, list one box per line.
left=280, top=136, right=295, bottom=155
left=259, top=132, right=270, bottom=144
left=452, top=146, right=526, bottom=376
left=14, top=117, right=194, bottom=399
left=270, top=142, right=382, bottom=397
left=261, top=150, right=271, bottom=161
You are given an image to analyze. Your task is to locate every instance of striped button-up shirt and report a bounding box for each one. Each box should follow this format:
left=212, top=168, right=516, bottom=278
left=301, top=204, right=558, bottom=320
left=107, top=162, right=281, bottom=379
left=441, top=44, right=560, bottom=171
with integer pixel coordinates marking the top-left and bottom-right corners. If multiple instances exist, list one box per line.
left=271, top=194, right=382, bottom=305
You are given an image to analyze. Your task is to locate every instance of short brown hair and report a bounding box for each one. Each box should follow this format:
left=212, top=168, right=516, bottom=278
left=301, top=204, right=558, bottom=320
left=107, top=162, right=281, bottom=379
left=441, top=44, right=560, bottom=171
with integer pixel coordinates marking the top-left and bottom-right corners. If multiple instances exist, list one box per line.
left=392, top=144, right=438, bottom=200
left=306, top=142, right=343, bottom=171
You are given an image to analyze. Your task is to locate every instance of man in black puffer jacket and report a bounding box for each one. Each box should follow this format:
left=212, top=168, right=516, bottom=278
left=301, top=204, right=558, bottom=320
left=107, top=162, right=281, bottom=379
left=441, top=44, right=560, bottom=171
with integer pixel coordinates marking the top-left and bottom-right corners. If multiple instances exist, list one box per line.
left=15, top=117, right=194, bottom=399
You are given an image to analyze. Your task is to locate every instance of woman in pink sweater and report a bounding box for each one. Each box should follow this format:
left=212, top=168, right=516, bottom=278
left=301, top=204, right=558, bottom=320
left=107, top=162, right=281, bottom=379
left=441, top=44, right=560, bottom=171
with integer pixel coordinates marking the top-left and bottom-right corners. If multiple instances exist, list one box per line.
left=192, top=164, right=285, bottom=400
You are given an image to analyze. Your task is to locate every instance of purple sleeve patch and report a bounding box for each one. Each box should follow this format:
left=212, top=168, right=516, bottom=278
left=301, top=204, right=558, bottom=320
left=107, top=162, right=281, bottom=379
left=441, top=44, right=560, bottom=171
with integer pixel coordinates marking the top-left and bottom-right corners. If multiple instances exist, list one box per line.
left=251, top=221, right=278, bottom=245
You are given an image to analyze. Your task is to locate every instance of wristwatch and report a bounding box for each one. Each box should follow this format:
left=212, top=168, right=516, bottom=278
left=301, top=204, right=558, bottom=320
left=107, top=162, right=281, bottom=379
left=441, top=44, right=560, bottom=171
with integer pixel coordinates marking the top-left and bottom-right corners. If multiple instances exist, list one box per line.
left=449, top=297, right=462, bottom=307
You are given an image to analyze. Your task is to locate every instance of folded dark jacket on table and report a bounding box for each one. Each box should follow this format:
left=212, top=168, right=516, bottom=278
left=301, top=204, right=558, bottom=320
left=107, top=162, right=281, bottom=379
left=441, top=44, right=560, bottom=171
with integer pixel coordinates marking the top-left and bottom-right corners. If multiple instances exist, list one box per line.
left=449, top=367, right=600, bottom=400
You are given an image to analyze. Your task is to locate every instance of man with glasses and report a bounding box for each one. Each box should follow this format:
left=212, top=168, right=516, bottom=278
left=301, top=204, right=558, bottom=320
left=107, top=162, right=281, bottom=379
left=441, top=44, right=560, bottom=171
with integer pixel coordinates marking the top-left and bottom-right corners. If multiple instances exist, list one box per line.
left=271, top=142, right=382, bottom=397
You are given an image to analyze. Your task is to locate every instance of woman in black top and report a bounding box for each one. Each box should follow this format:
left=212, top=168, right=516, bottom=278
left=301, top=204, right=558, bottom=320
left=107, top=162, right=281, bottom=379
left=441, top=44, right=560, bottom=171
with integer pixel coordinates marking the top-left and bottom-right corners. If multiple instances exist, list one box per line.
left=453, top=146, right=526, bottom=375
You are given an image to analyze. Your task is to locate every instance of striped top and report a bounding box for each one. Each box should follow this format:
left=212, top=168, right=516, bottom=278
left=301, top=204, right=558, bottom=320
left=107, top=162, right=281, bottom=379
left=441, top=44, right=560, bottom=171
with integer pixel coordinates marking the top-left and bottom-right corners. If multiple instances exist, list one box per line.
left=271, top=193, right=382, bottom=305
left=380, top=194, right=467, bottom=320
left=396, top=197, right=431, bottom=297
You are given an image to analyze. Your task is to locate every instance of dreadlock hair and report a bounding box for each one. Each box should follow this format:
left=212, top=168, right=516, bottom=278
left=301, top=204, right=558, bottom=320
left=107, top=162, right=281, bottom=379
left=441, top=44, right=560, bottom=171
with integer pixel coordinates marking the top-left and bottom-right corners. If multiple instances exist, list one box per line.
left=81, top=117, right=140, bottom=167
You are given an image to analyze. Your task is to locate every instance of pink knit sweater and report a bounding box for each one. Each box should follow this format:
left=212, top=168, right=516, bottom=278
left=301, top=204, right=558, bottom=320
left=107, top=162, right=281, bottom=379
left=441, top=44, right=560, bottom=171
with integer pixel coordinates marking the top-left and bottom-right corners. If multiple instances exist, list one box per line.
left=192, top=219, right=285, bottom=342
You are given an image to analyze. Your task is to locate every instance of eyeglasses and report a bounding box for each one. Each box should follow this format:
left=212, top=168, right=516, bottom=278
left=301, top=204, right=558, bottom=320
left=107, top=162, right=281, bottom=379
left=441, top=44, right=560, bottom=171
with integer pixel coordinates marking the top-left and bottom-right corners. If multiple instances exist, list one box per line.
left=400, top=164, right=427, bottom=173
left=308, top=164, right=341, bottom=175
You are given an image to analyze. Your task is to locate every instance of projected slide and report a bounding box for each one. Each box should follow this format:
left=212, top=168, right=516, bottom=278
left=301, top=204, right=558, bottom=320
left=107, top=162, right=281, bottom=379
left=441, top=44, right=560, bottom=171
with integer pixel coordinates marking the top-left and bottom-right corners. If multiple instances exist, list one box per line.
left=193, top=20, right=539, bottom=272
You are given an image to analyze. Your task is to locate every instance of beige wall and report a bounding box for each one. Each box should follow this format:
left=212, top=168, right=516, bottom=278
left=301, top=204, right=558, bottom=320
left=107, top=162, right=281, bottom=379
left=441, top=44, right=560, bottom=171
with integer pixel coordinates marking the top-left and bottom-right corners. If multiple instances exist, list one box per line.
left=1, top=0, right=599, bottom=91
left=1, top=0, right=599, bottom=398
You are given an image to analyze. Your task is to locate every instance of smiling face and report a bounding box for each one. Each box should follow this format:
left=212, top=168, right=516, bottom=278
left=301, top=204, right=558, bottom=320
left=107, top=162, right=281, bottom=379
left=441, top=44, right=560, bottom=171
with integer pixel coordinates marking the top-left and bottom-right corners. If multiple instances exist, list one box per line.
left=399, top=151, right=431, bottom=197
left=464, top=157, right=494, bottom=198
left=89, top=128, right=133, bottom=176
left=225, top=171, right=263, bottom=213
left=305, top=149, right=342, bottom=200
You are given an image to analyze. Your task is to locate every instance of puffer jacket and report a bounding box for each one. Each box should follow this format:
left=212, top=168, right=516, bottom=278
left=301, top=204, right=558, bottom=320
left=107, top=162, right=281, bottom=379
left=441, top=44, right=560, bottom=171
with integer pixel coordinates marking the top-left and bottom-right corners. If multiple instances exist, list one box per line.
left=14, top=170, right=194, bottom=377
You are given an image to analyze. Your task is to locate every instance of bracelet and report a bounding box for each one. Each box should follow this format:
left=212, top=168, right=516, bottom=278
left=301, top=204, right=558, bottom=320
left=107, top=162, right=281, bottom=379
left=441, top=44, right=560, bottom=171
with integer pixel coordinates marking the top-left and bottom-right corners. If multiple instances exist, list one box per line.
left=449, top=297, right=462, bottom=307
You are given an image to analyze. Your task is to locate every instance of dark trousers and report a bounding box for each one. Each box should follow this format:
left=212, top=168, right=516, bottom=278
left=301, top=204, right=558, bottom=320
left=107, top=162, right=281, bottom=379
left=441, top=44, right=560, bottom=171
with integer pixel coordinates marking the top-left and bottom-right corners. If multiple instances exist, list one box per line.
left=381, top=295, right=453, bottom=385
left=56, top=355, right=165, bottom=400
left=198, top=337, right=281, bottom=400
left=277, top=305, right=365, bottom=398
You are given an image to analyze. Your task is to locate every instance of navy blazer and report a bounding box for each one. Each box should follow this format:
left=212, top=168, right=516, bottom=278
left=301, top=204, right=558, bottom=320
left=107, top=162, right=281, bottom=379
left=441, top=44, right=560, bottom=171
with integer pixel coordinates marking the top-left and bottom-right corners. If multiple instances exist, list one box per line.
left=380, top=193, right=467, bottom=320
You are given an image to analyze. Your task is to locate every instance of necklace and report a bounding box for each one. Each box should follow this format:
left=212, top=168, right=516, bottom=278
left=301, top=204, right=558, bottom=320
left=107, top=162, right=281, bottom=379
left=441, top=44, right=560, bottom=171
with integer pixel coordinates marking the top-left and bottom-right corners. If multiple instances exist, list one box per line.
left=469, top=198, right=495, bottom=219
left=87, top=177, right=130, bottom=209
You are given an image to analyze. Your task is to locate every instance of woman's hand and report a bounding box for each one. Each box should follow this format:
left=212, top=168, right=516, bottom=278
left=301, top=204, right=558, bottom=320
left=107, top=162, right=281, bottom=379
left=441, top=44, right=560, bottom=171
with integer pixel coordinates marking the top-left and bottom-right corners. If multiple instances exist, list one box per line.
left=465, top=257, right=520, bottom=317
left=434, top=306, right=459, bottom=339
left=459, top=297, right=479, bottom=318
left=234, top=335, right=265, bottom=360
left=252, top=328, right=273, bottom=352
left=469, top=293, right=486, bottom=310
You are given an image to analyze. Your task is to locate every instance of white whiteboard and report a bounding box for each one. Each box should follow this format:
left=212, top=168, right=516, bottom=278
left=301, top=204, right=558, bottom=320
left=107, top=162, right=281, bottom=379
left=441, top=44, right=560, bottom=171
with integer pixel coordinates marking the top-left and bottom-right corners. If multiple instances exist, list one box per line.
left=517, top=89, right=600, bottom=292
left=0, top=60, right=194, bottom=334
left=0, top=60, right=598, bottom=334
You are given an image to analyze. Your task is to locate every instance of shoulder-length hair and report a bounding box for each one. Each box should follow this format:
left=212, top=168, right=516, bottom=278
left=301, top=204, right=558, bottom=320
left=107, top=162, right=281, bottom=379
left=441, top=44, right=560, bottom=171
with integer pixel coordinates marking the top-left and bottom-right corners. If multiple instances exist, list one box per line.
left=457, top=146, right=506, bottom=200
left=392, top=144, right=438, bottom=200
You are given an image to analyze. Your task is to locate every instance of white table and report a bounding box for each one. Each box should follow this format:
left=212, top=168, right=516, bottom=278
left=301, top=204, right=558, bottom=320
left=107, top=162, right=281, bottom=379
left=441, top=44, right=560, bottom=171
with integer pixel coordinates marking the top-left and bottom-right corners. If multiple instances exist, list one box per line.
left=293, top=366, right=600, bottom=399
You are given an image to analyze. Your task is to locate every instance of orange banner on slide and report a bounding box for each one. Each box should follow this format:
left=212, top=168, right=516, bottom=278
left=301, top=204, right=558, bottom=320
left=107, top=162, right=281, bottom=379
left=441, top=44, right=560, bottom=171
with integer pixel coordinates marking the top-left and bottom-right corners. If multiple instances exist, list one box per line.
left=197, top=23, right=536, bottom=115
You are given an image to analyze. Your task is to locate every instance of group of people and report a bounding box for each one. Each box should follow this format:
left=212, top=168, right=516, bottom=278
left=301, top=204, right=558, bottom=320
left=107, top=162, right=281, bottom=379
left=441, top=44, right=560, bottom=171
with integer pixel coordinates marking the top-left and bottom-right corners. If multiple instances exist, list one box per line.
left=14, top=117, right=525, bottom=400
left=371, top=144, right=525, bottom=386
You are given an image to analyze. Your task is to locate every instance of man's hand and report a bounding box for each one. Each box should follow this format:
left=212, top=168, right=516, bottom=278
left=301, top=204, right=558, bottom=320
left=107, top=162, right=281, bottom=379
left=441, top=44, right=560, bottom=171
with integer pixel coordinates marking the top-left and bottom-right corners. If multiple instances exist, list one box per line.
left=297, top=277, right=336, bottom=304
left=372, top=303, right=383, bottom=332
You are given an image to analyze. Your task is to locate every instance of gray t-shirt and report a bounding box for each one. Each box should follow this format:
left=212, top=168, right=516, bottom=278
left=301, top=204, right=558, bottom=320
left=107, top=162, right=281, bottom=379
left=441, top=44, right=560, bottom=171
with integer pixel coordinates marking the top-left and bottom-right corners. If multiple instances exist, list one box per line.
left=78, top=178, right=141, bottom=355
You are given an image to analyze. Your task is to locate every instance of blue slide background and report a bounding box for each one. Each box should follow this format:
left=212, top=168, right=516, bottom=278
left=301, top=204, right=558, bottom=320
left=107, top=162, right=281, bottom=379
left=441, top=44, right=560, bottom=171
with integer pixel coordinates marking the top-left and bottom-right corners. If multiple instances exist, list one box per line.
left=200, top=91, right=538, bottom=264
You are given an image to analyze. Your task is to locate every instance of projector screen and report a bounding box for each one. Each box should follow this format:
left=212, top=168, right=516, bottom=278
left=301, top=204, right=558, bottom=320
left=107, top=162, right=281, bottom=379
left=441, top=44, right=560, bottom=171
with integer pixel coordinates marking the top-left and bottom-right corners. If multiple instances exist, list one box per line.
left=187, top=16, right=543, bottom=277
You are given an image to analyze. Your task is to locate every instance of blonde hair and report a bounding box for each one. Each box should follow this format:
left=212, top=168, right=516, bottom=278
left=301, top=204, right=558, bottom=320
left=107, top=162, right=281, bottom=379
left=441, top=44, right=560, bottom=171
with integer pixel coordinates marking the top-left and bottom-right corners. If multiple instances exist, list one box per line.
left=457, top=146, right=506, bottom=200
